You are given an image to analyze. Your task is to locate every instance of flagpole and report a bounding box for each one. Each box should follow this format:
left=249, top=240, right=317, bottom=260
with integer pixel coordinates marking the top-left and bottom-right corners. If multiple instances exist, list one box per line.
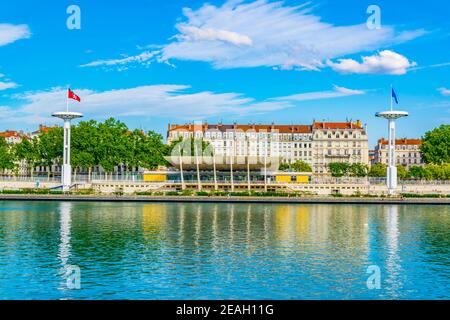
left=66, top=88, right=69, bottom=113
left=390, top=84, right=393, bottom=111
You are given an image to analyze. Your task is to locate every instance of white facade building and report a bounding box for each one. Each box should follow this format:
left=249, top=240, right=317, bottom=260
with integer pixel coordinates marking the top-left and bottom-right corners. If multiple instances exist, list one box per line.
left=374, top=138, right=423, bottom=168
left=311, top=121, right=369, bottom=174
left=168, top=121, right=369, bottom=174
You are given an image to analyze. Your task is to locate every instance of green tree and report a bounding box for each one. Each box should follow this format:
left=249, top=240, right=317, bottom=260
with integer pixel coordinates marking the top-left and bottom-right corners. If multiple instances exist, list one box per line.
left=349, top=163, right=369, bottom=177
left=291, top=160, right=313, bottom=172
left=125, top=129, right=167, bottom=171
left=424, top=164, right=447, bottom=180
left=328, top=162, right=350, bottom=177
left=368, top=163, right=387, bottom=177
left=396, top=165, right=409, bottom=179
left=278, top=161, right=312, bottom=172
left=0, top=137, right=14, bottom=174
left=72, top=120, right=99, bottom=180
left=97, top=118, right=129, bottom=175
left=12, top=138, right=40, bottom=176
left=409, top=165, right=428, bottom=179
left=37, top=127, right=63, bottom=178
left=166, top=137, right=211, bottom=158
left=421, top=124, right=450, bottom=164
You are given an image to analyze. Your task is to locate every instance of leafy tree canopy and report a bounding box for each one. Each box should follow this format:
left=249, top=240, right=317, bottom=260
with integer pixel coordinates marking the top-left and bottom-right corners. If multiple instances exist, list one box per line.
left=421, top=124, right=450, bottom=164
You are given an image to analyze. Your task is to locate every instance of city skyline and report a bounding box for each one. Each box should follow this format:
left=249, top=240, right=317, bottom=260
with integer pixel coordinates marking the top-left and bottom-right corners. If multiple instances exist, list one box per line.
left=0, top=0, right=449, bottom=147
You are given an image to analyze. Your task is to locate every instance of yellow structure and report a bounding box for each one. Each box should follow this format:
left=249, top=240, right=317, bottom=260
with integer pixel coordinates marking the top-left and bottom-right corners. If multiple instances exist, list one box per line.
left=274, top=173, right=310, bottom=184
left=143, top=174, right=167, bottom=182
left=296, top=175, right=309, bottom=183
left=275, top=175, right=292, bottom=183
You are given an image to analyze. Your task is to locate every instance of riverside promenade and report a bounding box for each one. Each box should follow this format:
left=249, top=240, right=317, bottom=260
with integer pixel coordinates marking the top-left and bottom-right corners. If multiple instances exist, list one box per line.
left=0, top=194, right=449, bottom=205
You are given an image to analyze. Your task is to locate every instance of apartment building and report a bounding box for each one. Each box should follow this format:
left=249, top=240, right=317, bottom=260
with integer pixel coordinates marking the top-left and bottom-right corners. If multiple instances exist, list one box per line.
left=167, top=120, right=369, bottom=174
left=311, top=121, right=369, bottom=174
left=374, top=138, right=423, bottom=168
left=0, top=130, right=26, bottom=144
left=168, top=123, right=314, bottom=165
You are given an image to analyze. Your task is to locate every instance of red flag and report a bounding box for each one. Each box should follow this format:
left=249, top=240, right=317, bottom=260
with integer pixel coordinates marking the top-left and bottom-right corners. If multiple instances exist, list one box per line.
left=68, top=89, right=81, bottom=102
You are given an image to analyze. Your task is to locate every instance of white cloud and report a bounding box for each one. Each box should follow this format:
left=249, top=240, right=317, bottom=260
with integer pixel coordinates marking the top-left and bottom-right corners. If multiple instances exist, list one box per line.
left=80, top=51, right=158, bottom=69
left=1, top=83, right=365, bottom=125
left=0, top=80, right=18, bottom=91
left=81, top=0, right=423, bottom=72
left=0, top=23, right=31, bottom=46
left=0, top=72, right=19, bottom=90
left=160, top=0, right=422, bottom=70
left=176, top=25, right=253, bottom=46
left=438, top=87, right=450, bottom=96
left=7, top=85, right=285, bottom=124
left=274, top=85, right=365, bottom=101
left=327, top=50, right=417, bottom=75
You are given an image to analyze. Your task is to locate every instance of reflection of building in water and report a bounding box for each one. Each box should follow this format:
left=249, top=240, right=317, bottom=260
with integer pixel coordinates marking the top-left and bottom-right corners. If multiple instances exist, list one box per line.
left=385, top=205, right=402, bottom=297
left=295, top=207, right=309, bottom=238
left=307, top=205, right=369, bottom=254
left=141, top=204, right=166, bottom=237
left=274, top=205, right=310, bottom=243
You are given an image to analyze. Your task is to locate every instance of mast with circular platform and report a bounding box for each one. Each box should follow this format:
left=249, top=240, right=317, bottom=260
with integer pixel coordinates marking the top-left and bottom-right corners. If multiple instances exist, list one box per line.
left=375, top=87, right=408, bottom=195
left=52, top=91, right=83, bottom=191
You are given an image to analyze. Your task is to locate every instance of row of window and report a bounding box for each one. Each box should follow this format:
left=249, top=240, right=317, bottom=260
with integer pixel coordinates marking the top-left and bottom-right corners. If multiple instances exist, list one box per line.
left=379, top=145, right=420, bottom=150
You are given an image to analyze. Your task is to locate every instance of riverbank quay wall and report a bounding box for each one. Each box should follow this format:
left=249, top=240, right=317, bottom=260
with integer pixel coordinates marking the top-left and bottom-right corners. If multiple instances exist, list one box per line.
left=89, top=181, right=450, bottom=195
left=1, top=180, right=449, bottom=196
left=0, top=194, right=449, bottom=205
left=0, top=180, right=60, bottom=190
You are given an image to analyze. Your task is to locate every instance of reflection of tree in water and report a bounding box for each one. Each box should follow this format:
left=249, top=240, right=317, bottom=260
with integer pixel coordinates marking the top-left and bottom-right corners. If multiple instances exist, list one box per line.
left=415, top=205, right=450, bottom=267
left=68, top=203, right=148, bottom=268
left=0, top=202, right=62, bottom=259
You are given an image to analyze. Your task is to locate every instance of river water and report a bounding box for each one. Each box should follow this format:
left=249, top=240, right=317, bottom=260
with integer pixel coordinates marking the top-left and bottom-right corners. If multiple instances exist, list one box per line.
left=0, top=201, right=448, bottom=299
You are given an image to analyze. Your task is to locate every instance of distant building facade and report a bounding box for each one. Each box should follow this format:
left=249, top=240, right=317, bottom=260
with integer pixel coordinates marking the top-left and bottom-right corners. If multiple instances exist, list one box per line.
left=311, top=121, right=369, bottom=174
left=167, top=120, right=369, bottom=175
left=374, top=138, right=423, bottom=168
left=0, top=130, right=26, bottom=144
left=168, top=123, right=314, bottom=164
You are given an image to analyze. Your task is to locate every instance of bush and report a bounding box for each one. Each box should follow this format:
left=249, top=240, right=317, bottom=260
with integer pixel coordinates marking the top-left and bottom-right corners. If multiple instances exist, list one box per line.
left=180, top=190, right=194, bottom=196
left=74, top=189, right=95, bottom=195
left=0, top=188, right=64, bottom=195
left=230, top=192, right=251, bottom=197
left=251, top=191, right=289, bottom=197
left=165, top=191, right=180, bottom=196
left=210, top=190, right=227, bottom=197
left=136, top=191, right=153, bottom=196
left=331, top=193, right=343, bottom=197
left=400, top=193, right=445, bottom=198
left=196, top=191, right=209, bottom=196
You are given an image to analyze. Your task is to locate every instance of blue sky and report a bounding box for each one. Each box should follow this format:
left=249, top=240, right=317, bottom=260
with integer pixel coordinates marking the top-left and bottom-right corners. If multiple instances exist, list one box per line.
left=0, top=0, right=449, bottom=146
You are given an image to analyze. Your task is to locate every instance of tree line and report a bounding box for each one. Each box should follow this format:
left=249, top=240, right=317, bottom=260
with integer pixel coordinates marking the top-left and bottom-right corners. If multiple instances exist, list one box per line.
left=327, top=162, right=450, bottom=180
left=0, top=118, right=168, bottom=178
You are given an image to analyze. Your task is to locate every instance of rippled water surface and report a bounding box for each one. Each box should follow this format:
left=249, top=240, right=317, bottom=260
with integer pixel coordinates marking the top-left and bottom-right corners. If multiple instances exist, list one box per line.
left=0, top=201, right=449, bottom=299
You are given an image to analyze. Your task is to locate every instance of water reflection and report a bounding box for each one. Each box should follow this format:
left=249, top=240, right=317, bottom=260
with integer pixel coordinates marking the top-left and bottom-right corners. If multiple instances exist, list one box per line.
left=0, top=201, right=448, bottom=299
left=58, top=202, right=72, bottom=268
left=385, top=205, right=402, bottom=298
